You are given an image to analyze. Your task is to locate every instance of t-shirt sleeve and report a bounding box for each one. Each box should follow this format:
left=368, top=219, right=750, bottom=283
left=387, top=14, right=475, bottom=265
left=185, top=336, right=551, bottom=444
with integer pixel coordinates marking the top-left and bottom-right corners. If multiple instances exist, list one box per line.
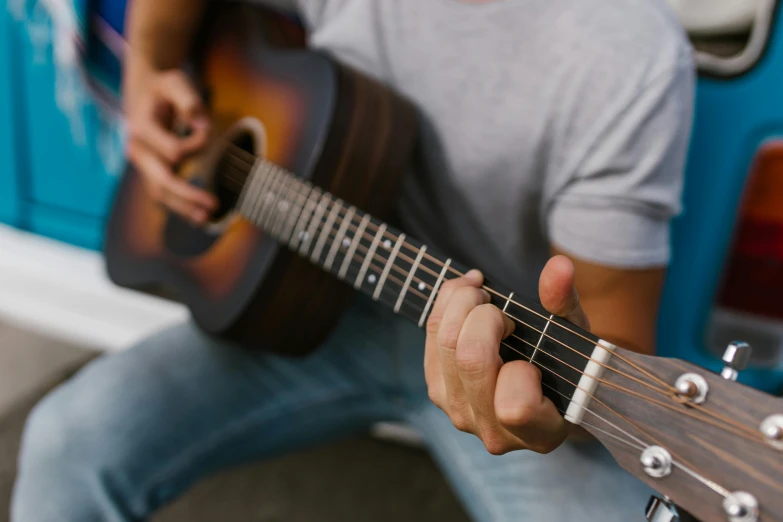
left=546, top=55, right=695, bottom=269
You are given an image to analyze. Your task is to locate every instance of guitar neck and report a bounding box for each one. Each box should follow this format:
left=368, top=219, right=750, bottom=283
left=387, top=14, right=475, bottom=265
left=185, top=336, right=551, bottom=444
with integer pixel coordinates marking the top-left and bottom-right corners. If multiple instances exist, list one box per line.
left=236, top=158, right=608, bottom=417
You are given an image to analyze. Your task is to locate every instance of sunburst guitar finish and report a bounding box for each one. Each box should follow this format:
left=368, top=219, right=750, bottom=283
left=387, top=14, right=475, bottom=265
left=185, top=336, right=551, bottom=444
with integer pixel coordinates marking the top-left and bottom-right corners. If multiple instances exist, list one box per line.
left=105, top=5, right=419, bottom=355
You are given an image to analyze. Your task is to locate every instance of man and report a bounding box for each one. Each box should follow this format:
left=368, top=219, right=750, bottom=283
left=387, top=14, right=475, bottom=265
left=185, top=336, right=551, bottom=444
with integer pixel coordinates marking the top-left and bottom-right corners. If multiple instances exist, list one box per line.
left=12, top=0, right=694, bottom=520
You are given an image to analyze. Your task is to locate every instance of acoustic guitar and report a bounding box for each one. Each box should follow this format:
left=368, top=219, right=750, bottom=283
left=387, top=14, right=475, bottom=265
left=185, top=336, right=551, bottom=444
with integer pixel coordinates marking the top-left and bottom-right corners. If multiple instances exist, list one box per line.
left=105, top=5, right=783, bottom=521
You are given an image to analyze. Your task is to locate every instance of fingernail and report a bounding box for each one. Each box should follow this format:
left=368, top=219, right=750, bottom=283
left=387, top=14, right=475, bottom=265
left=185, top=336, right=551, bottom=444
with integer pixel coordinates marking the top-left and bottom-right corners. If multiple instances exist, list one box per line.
left=465, top=269, right=482, bottom=283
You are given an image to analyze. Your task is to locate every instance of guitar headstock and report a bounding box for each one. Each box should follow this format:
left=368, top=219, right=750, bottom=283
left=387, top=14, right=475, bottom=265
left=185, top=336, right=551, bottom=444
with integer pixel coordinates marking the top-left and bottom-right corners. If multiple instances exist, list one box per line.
left=581, top=341, right=783, bottom=522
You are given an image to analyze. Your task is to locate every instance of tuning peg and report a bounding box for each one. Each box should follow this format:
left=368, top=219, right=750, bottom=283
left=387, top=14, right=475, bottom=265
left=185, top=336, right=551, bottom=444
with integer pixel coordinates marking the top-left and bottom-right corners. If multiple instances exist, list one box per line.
left=721, top=342, right=751, bottom=381
left=646, top=496, right=680, bottom=522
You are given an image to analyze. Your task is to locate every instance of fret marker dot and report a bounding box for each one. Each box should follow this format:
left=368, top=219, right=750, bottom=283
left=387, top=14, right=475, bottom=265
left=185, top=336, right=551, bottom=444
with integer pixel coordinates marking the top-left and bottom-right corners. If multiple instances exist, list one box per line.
left=383, top=239, right=393, bottom=249
left=342, top=237, right=351, bottom=248
left=418, top=282, right=426, bottom=291
left=368, top=274, right=377, bottom=284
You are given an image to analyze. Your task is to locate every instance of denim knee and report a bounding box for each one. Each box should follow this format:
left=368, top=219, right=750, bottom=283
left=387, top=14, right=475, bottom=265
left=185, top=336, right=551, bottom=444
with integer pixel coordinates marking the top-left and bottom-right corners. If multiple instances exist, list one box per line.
left=13, top=361, right=147, bottom=522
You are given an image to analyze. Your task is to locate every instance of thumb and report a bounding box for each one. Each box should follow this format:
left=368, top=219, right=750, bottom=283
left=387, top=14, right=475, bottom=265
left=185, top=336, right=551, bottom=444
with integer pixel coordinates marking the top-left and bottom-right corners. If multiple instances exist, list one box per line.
left=538, top=255, right=590, bottom=330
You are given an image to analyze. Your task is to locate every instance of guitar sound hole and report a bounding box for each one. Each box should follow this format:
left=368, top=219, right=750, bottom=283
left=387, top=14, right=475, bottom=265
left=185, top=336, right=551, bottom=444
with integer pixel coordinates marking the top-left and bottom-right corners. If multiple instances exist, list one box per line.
left=213, top=131, right=256, bottom=222
left=164, top=130, right=258, bottom=258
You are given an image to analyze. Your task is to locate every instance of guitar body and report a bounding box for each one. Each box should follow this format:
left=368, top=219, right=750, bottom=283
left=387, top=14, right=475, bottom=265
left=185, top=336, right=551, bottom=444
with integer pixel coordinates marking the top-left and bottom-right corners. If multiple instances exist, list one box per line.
left=105, top=5, right=418, bottom=354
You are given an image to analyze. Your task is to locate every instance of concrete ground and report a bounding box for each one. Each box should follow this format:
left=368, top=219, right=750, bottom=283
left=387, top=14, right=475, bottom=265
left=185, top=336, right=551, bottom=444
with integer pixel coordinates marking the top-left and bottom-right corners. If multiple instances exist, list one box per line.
left=0, top=321, right=470, bottom=522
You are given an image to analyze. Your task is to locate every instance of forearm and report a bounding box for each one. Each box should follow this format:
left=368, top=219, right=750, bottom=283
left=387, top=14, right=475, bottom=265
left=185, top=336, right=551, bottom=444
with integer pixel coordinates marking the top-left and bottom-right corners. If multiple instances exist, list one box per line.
left=551, top=247, right=665, bottom=356
left=125, top=0, right=207, bottom=90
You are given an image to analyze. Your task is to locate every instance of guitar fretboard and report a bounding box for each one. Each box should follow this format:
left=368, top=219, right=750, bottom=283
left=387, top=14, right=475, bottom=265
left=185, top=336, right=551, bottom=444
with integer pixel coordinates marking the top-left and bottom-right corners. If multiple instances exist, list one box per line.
left=236, top=158, right=603, bottom=413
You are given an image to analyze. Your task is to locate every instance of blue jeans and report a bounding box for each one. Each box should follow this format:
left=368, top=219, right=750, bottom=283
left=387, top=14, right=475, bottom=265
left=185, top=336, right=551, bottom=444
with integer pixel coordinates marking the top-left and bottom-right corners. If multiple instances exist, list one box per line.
left=12, top=296, right=652, bottom=521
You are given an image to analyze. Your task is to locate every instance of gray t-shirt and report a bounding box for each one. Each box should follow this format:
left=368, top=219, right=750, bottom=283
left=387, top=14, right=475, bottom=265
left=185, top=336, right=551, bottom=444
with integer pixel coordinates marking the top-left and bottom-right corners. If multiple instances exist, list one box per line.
left=250, top=0, right=695, bottom=295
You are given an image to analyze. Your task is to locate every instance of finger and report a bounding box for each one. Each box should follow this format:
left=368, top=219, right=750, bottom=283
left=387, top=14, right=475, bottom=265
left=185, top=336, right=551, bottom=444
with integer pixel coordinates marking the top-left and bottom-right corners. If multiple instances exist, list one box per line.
left=495, top=360, right=568, bottom=453
left=156, top=71, right=211, bottom=149
left=161, top=175, right=218, bottom=217
left=424, top=269, right=484, bottom=411
left=437, top=285, right=490, bottom=432
left=128, top=141, right=215, bottom=222
left=156, top=70, right=206, bottom=121
left=131, top=111, right=189, bottom=165
left=160, top=188, right=209, bottom=225
left=538, top=255, right=590, bottom=330
left=455, top=304, right=512, bottom=445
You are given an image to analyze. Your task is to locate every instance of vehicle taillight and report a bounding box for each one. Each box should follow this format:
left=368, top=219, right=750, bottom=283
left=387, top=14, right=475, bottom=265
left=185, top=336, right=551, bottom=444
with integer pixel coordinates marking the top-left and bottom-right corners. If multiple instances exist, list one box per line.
left=717, top=141, right=783, bottom=319
left=709, top=140, right=783, bottom=366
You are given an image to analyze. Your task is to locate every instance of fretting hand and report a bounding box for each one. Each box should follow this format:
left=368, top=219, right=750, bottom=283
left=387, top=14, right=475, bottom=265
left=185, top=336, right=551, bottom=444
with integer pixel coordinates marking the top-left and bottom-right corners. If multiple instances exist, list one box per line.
left=424, top=255, right=591, bottom=454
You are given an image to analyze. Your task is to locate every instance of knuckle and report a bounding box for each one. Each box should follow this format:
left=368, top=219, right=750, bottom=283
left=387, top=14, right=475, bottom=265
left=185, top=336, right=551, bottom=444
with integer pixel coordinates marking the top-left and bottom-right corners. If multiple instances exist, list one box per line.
left=474, top=303, right=505, bottom=328
left=483, top=436, right=510, bottom=456
left=161, top=142, right=184, bottom=163
left=453, top=285, right=482, bottom=304
left=455, top=339, right=493, bottom=378
left=449, top=412, right=474, bottom=434
left=532, top=442, right=559, bottom=455
left=425, top=313, right=442, bottom=336
left=427, top=387, right=445, bottom=409
left=437, top=323, right=461, bottom=352
left=440, top=278, right=458, bottom=293
left=496, top=401, right=536, bottom=428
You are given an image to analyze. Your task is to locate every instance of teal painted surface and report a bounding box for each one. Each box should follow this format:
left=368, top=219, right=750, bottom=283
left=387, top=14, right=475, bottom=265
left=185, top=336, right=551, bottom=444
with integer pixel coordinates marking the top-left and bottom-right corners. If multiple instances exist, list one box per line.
left=658, top=4, right=783, bottom=392
left=0, top=4, right=21, bottom=227
left=26, top=204, right=106, bottom=250
left=3, top=1, right=783, bottom=392
left=18, top=13, right=120, bottom=222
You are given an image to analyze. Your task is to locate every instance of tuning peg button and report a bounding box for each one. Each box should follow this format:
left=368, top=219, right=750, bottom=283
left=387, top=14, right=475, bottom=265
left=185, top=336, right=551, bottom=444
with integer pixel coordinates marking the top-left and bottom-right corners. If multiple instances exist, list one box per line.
left=645, top=496, right=680, bottom=522
left=723, top=491, right=758, bottom=522
left=721, top=342, right=752, bottom=381
left=760, top=414, right=783, bottom=450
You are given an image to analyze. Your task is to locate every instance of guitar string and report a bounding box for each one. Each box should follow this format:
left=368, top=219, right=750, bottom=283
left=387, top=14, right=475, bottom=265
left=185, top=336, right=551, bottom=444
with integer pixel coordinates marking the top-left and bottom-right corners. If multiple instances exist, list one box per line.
left=219, top=149, right=768, bottom=444
left=220, top=156, right=678, bottom=402
left=502, top=336, right=730, bottom=499
left=220, top=156, right=770, bottom=444
left=221, top=161, right=769, bottom=447
left=226, top=144, right=677, bottom=398
left=221, top=161, right=675, bottom=400
left=210, top=166, right=745, bottom=497
left=222, top=148, right=673, bottom=394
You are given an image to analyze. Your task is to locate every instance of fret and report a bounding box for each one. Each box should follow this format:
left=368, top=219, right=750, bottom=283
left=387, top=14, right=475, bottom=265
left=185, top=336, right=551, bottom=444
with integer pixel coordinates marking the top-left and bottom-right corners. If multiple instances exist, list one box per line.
left=502, top=292, right=515, bottom=313
left=339, top=213, right=370, bottom=280
left=280, top=175, right=306, bottom=241
left=299, top=189, right=328, bottom=256
left=531, top=314, right=553, bottom=364
left=374, top=233, right=405, bottom=300
left=418, top=258, right=451, bottom=327
left=394, top=244, right=426, bottom=314
left=288, top=183, right=318, bottom=250
left=268, top=169, right=295, bottom=238
left=325, top=205, right=356, bottom=272
left=248, top=161, right=275, bottom=224
left=235, top=159, right=262, bottom=212
left=355, top=223, right=387, bottom=289
left=236, top=160, right=610, bottom=424
left=312, top=196, right=342, bottom=263
left=259, top=166, right=285, bottom=230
